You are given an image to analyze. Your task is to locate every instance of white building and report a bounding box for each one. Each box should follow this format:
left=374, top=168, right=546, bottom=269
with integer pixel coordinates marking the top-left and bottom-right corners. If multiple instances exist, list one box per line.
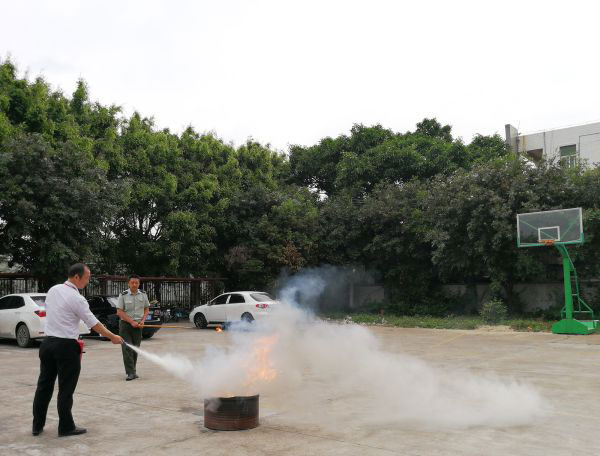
left=505, top=121, right=600, bottom=168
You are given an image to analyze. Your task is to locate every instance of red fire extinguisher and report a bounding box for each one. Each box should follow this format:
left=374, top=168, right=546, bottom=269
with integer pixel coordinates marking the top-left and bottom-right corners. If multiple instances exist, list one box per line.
left=77, top=339, right=85, bottom=361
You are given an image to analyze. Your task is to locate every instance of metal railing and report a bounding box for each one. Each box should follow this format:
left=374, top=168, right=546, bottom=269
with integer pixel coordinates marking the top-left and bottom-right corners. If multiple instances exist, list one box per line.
left=0, top=273, right=39, bottom=296
left=83, top=275, right=226, bottom=310
left=0, top=273, right=226, bottom=310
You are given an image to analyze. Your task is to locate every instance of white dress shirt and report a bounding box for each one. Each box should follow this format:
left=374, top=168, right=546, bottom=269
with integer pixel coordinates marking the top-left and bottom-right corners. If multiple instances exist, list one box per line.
left=44, top=281, right=99, bottom=340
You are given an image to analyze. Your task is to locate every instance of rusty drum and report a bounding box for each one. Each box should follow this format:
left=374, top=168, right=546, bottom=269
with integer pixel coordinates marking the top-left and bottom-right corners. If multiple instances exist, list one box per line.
left=204, top=395, right=259, bottom=431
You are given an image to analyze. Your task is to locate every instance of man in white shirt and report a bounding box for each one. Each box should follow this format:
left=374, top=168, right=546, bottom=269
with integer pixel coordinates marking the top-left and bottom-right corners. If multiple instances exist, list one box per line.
left=32, top=263, right=123, bottom=437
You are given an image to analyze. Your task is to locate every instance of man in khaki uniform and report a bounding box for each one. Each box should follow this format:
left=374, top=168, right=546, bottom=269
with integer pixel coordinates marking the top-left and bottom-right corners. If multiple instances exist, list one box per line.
left=116, top=274, right=149, bottom=381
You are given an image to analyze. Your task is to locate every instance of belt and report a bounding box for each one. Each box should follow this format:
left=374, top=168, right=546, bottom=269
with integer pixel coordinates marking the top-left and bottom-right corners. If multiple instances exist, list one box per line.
left=46, top=336, right=78, bottom=341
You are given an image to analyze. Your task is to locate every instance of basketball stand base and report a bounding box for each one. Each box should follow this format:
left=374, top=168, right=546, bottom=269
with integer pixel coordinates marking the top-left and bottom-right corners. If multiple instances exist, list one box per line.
left=552, top=318, right=596, bottom=335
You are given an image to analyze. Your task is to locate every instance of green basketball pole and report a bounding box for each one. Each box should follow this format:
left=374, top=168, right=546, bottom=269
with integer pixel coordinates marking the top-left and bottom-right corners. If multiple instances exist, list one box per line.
left=551, top=243, right=596, bottom=335
left=517, top=208, right=596, bottom=335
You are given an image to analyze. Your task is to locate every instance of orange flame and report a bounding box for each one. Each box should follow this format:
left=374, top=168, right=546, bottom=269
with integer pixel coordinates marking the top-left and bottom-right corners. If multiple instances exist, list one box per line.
left=243, top=334, right=279, bottom=390
left=214, top=334, right=280, bottom=398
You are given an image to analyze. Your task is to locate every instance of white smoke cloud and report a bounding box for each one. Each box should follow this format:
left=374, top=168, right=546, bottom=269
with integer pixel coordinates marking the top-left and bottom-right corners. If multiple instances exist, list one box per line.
left=128, top=266, right=545, bottom=429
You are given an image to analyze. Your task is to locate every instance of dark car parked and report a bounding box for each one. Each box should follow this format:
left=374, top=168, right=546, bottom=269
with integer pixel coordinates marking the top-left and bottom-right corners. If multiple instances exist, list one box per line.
left=86, top=295, right=162, bottom=339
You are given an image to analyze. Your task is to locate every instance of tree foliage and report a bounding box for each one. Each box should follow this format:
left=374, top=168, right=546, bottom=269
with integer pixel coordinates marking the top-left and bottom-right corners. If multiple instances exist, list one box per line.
left=0, top=133, right=124, bottom=285
left=2, top=58, right=600, bottom=315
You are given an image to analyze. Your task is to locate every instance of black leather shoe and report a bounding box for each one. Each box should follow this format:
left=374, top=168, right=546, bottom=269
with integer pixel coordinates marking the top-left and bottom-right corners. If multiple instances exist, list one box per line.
left=126, top=374, right=136, bottom=381
left=58, top=426, right=87, bottom=437
left=32, top=427, right=43, bottom=436
left=133, top=373, right=139, bottom=379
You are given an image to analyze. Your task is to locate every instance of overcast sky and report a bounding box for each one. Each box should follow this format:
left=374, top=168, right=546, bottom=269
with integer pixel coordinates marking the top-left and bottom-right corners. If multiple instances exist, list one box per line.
left=2, top=0, right=599, bottom=151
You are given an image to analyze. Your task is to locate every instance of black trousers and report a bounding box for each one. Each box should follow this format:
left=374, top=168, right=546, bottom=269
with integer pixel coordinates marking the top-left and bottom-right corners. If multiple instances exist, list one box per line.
left=32, top=337, right=81, bottom=433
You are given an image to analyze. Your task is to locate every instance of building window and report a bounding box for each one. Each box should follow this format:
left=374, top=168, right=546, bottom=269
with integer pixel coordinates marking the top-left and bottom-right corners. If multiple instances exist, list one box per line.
left=559, top=144, right=577, bottom=168
left=526, top=148, right=543, bottom=162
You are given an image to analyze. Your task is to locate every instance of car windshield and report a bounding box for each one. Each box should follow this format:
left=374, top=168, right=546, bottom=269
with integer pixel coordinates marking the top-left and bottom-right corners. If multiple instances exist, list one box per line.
left=31, top=296, right=46, bottom=307
left=107, top=297, right=119, bottom=308
left=250, top=293, right=274, bottom=302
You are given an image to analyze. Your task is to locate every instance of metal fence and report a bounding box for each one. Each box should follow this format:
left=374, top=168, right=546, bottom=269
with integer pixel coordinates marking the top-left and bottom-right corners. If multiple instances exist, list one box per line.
left=83, top=275, right=226, bottom=310
left=0, top=273, right=39, bottom=296
left=0, top=273, right=226, bottom=310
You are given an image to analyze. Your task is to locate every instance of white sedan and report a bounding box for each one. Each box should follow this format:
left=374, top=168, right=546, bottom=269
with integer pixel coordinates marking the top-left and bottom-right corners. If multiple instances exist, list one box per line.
left=189, top=291, right=278, bottom=328
left=0, top=293, right=90, bottom=348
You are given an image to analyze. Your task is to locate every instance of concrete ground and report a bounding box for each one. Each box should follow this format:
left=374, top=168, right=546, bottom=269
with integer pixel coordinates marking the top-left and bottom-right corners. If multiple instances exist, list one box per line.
left=1, top=323, right=600, bottom=456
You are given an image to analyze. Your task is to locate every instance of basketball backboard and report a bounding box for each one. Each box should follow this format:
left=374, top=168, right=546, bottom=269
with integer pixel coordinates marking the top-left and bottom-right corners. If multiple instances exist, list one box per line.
left=517, top=208, right=583, bottom=247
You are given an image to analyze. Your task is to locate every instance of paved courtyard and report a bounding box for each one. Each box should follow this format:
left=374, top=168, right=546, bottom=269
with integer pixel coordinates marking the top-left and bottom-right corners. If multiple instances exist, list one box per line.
left=1, top=323, right=599, bottom=455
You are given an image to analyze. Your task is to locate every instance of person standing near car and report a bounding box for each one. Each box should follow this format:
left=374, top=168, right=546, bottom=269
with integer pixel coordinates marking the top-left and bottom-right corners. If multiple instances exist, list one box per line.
left=32, top=263, right=123, bottom=437
left=116, top=274, right=149, bottom=381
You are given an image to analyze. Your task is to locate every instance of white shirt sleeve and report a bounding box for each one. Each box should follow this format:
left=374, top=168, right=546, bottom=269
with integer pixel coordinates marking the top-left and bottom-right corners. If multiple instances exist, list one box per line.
left=74, top=295, right=100, bottom=329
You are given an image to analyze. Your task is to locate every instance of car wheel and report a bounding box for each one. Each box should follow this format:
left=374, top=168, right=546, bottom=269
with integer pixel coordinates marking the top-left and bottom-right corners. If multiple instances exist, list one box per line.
left=142, top=332, right=154, bottom=339
left=194, top=313, right=207, bottom=329
left=16, top=324, right=33, bottom=348
left=241, top=313, right=254, bottom=323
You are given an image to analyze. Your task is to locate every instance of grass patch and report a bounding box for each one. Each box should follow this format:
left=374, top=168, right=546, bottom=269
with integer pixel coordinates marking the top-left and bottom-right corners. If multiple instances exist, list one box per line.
left=321, top=312, right=556, bottom=332
left=321, top=313, right=482, bottom=330
left=506, top=319, right=555, bottom=332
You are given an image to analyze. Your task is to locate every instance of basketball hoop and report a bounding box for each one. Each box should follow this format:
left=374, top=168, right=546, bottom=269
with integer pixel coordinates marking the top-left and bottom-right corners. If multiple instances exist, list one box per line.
left=517, top=208, right=583, bottom=248
left=516, top=208, right=596, bottom=334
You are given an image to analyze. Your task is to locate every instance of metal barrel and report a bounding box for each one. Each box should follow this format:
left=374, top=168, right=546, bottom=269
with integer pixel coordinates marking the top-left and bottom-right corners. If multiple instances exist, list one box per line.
left=204, top=395, right=259, bottom=431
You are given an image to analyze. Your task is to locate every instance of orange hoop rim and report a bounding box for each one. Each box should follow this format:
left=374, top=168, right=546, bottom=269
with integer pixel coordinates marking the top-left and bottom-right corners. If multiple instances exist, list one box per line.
left=542, top=239, right=555, bottom=246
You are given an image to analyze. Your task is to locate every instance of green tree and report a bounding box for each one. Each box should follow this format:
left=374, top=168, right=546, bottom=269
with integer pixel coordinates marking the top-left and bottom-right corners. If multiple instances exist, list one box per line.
left=424, top=158, right=578, bottom=312
left=108, top=113, right=183, bottom=275
left=223, top=185, right=319, bottom=289
left=357, top=180, right=437, bottom=307
left=466, top=134, right=511, bottom=163
left=0, top=134, right=125, bottom=287
left=334, top=134, right=468, bottom=196
left=289, top=124, right=393, bottom=196
left=415, top=117, right=453, bottom=141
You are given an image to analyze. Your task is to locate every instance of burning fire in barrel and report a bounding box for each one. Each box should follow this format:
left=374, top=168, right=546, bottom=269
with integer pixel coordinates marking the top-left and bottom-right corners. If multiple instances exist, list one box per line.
left=203, top=334, right=278, bottom=431
left=204, top=395, right=259, bottom=430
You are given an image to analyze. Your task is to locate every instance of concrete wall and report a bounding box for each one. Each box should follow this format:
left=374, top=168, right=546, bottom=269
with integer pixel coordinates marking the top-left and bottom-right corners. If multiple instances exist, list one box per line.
left=443, top=282, right=600, bottom=312
left=505, top=122, right=600, bottom=166
left=349, top=282, right=600, bottom=312
left=350, top=285, right=385, bottom=309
